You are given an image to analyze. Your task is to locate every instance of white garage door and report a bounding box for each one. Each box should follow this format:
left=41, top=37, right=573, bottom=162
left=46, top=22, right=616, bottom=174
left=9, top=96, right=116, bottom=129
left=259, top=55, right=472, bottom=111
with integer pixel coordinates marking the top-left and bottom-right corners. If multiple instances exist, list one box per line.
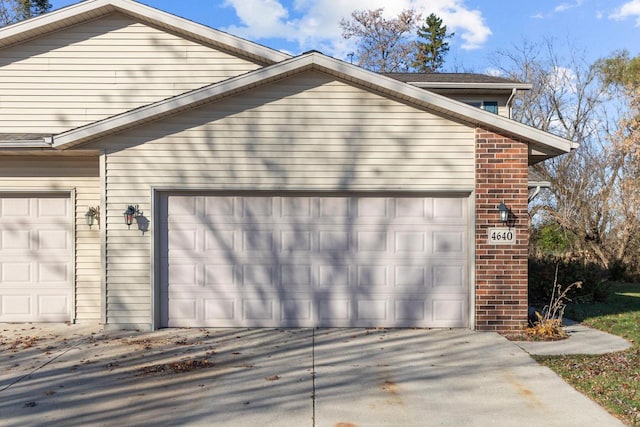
left=0, top=194, right=72, bottom=322
left=160, top=194, right=468, bottom=328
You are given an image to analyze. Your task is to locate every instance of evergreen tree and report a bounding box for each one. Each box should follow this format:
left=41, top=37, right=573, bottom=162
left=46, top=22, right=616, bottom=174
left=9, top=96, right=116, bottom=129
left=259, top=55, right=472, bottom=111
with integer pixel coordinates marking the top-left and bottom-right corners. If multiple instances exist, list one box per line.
left=413, top=13, right=454, bottom=72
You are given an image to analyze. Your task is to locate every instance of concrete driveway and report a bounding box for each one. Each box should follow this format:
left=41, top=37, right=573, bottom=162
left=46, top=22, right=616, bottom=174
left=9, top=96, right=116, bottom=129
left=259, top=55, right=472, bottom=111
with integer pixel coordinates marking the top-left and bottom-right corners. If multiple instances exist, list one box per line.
left=0, top=325, right=626, bottom=427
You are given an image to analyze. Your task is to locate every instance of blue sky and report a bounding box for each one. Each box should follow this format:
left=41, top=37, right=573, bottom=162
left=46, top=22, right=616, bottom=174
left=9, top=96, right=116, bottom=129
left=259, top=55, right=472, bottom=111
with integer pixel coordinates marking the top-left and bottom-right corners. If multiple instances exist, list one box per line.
left=49, top=0, right=640, bottom=73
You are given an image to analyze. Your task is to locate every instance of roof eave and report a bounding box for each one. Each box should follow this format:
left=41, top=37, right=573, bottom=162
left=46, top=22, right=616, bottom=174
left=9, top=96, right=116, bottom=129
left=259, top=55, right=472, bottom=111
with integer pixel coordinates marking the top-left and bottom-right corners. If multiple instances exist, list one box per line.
left=53, top=52, right=577, bottom=157
left=408, top=82, right=532, bottom=91
left=0, top=141, right=52, bottom=148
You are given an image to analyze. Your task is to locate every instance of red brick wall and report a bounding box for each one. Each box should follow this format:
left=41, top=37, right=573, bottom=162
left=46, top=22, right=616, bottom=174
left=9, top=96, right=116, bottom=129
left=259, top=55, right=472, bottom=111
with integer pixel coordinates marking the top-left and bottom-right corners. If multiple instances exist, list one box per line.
left=475, top=128, right=529, bottom=332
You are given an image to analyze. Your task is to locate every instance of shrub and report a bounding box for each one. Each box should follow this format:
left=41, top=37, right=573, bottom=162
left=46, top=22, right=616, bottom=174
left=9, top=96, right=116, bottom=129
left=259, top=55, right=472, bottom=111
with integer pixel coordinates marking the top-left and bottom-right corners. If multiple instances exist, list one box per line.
left=528, top=255, right=608, bottom=306
left=526, top=265, right=582, bottom=340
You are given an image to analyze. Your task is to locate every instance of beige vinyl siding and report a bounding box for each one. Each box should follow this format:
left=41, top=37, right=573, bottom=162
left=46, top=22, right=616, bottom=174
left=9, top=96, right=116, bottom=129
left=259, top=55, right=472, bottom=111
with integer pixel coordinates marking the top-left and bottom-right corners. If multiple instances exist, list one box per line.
left=0, top=12, right=264, bottom=134
left=0, top=156, right=101, bottom=322
left=89, top=70, right=474, bottom=327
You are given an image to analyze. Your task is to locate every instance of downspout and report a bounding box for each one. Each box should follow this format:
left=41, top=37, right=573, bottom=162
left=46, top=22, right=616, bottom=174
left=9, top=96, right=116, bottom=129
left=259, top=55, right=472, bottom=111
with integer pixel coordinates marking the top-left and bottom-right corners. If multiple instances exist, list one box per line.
left=506, top=88, right=517, bottom=119
left=528, top=186, right=541, bottom=203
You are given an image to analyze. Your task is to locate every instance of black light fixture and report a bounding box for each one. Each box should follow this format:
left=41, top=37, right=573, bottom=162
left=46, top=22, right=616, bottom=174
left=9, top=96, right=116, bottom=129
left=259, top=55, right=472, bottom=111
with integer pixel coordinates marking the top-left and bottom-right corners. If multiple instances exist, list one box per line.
left=497, top=202, right=509, bottom=224
left=85, top=206, right=99, bottom=228
left=124, top=205, right=141, bottom=228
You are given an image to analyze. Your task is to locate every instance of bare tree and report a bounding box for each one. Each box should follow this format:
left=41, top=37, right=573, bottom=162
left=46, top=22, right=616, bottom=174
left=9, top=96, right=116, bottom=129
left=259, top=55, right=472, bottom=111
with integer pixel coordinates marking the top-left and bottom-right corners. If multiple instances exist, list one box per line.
left=340, top=8, right=420, bottom=72
left=491, top=39, right=640, bottom=270
left=0, top=0, right=50, bottom=26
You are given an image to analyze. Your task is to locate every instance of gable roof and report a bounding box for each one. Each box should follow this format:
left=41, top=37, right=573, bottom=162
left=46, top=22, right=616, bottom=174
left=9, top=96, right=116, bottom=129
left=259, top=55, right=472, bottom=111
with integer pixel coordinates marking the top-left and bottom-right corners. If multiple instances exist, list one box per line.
left=0, top=0, right=290, bottom=64
left=52, top=51, right=577, bottom=163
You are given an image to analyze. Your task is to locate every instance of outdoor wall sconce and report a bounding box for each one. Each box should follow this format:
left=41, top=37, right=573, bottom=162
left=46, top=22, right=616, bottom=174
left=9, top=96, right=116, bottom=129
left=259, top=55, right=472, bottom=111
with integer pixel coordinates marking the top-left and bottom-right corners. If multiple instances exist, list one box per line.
left=85, top=206, right=99, bottom=228
left=497, top=202, right=510, bottom=224
left=124, top=204, right=142, bottom=229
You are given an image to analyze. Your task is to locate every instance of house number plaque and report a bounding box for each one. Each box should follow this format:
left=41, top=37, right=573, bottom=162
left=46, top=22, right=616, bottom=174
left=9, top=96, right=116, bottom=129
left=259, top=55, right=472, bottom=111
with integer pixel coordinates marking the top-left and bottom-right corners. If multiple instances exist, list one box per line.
left=488, top=227, right=516, bottom=245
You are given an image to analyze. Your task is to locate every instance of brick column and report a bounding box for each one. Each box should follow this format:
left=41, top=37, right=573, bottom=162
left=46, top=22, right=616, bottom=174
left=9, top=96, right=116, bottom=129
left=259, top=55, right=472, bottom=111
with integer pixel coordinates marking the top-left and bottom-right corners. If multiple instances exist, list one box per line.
left=475, top=128, right=529, bottom=332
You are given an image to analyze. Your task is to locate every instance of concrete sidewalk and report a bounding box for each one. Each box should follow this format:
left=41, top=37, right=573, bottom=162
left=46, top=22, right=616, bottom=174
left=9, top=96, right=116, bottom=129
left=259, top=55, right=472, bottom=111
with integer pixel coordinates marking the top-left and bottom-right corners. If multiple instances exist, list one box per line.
left=0, top=324, right=628, bottom=427
left=515, top=321, right=632, bottom=356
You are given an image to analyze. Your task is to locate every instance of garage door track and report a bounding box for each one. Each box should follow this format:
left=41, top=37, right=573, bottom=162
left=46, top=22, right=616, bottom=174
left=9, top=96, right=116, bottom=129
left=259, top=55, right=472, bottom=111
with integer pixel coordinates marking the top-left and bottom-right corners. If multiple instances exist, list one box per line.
left=0, top=325, right=625, bottom=426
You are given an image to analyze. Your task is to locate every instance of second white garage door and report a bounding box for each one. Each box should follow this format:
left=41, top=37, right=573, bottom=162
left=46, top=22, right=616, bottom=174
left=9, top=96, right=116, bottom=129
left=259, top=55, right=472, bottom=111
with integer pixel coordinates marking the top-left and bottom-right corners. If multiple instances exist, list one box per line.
left=0, top=194, right=73, bottom=322
left=159, top=194, right=469, bottom=328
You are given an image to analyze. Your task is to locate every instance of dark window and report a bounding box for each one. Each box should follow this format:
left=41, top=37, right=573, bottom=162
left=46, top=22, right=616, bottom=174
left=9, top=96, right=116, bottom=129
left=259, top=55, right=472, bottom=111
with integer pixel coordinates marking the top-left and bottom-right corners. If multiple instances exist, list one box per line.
left=483, top=101, right=498, bottom=114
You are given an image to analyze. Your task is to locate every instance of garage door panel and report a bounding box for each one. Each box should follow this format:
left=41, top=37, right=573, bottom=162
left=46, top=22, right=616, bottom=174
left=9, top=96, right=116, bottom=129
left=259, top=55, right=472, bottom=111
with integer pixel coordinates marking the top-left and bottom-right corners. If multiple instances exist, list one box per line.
left=242, top=264, right=275, bottom=286
left=243, top=299, right=275, bottom=321
left=39, top=262, right=70, bottom=283
left=243, top=230, right=275, bottom=251
left=204, top=196, right=235, bottom=217
left=2, top=262, right=32, bottom=282
left=39, top=294, right=69, bottom=315
left=357, top=198, right=388, bottom=217
left=1, top=197, right=30, bottom=216
left=1, top=294, right=32, bottom=316
left=168, top=298, right=198, bottom=323
left=37, top=197, right=69, bottom=217
left=319, top=197, right=350, bottom=218
left=395, top=231, right=425, bottom=252
left=204, top=229, right=236, bottom=252
left=433, top=297, right=467, bottom=325
left=280, top=298, right=315, bottom=326
left=168, top=263, right=197, bottom=285
left=168, top=228, right=197, bottom=251
left=318, top=230, right=349, bottom=251
left=433, top=198, right=466, bottom=221
left=433, top=231, right=465, bottom=254
left=242, top=197, right=274, bottom=218
left=281, top=197, right=312, bottom=217
left=395, top=299, right=427, bottom=321
left=281, top=264, right=312, bottom=287
left=162, top=194, right=468, bottom=328
left=281, top=230, right=312, bottom=252
left=394, top=266, right=427, bottom=288
left=318, top=299, right=351, bottom=322
left=2, top=230, right=32, bottom=250
left=38, top=229, right=70, bottom=250
left=0, top=195, right=72, bottom=322
left=318, top=265, right=351, bottom=287
left=204, top=264, right=237, bottom=287
left=356, top=299, right=388, bottom=321
left=356, top=231, right=388, bottom=252
left=433, top=264, right=467, bottom=289
left=204, top=298, right=236, bottom=321
left=395, top=197, right=428, bottom=218
left=357, top=265, right=388, bottom=287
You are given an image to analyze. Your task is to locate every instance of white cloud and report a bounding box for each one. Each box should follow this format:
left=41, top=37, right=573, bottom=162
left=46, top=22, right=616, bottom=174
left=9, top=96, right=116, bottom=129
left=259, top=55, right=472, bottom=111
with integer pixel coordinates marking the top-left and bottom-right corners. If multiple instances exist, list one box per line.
left=554, top=0, right=584, bottom=13
left=220, top=0, right=492, bottom=59
left=610, top=0, right=640, bottom=26
left=484, top=68, right=504, bottom=77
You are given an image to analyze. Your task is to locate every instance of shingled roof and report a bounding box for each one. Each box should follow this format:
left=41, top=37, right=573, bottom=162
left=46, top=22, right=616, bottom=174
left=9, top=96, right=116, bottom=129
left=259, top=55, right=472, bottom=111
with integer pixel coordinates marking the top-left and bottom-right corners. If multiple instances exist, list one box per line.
left=383, top=73, right=531, bottom=90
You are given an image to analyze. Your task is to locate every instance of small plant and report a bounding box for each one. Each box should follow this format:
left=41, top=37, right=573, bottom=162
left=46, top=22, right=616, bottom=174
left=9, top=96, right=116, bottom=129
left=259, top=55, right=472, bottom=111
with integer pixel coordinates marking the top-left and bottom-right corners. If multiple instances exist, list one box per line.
left=527, top=264, right=582, bottom=340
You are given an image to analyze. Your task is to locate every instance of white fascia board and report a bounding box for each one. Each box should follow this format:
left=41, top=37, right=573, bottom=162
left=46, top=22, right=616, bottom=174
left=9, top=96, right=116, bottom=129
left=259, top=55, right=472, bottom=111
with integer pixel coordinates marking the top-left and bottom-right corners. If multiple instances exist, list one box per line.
left=54, top=52, right=577, bottom=155
left=0, top=0, right=290, bottom=63
left=106, top=0, right=290, bottom=63
left=408, top=81, right=532, bottom=90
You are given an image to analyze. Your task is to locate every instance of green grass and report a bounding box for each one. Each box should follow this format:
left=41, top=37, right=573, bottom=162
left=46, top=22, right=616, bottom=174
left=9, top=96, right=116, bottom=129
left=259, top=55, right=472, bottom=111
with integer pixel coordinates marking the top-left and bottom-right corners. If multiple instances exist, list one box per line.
left=534, top=283, right=640, bottom=426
